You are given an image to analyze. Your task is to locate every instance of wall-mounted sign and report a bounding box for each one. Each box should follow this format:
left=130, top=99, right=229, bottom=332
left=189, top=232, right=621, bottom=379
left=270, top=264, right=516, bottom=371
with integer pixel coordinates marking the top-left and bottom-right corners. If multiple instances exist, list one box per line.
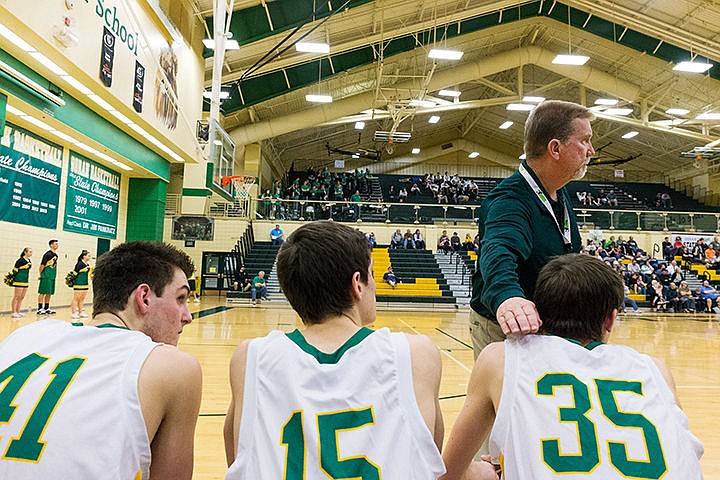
left=63, top=152, right=120, bottom=238
left=99, top=26, right=115, bottom=87
left=133, top=60, right=144, bottom=113
left=0, top=124, right=61, bottom=229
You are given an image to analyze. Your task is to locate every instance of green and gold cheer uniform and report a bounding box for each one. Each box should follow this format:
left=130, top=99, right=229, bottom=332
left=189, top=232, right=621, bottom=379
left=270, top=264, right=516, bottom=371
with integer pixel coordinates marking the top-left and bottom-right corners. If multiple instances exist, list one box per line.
left=12, top=257, right=31, bottom=287
left=73, top=261, right=92, bottom=291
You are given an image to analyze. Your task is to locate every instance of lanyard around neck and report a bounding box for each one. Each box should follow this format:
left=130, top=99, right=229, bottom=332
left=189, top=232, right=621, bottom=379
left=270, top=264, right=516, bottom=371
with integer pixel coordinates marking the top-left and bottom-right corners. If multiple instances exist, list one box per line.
left=518, top=163, right=572, bottom=246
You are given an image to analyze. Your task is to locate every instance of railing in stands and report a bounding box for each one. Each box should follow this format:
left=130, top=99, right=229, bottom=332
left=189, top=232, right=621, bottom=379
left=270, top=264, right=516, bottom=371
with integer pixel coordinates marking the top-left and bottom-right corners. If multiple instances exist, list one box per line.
left=165, top=194, right=181, bottom=216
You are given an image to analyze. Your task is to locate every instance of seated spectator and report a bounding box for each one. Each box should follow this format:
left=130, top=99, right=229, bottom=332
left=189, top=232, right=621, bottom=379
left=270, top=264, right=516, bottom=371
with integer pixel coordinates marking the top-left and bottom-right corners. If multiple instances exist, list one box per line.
left=576, top=190, right=587, bottom=204
left=650, top=279, right=668, bottom=311
left=251, top=271, right=268, bottom=306
left=673, top=236, right=684, bottom=255
left=383, top=266, right=399, bottom=288
left=640, top=259, right=654, bottom=282
left=659, top=266, right=672, bottom=286
left=270, top=224, right=284, bottom=246
left=705, top=244, right=718, bottom=267
left=450, top=232, right=461, bottom=252
left=403, top=229, right=416, bottom=249
left=366, top=232, right=377, bottom=250
left=680, top=245, right=694, bottom=264
left=626, top=258, right=641, bottom=276
left=679, top=281, right=697, bottom=312
left=699, top=280, right=718, bottom=313
left=627, top=272, right=645, bottom=294
left=692, top=239, right=706, bottom=262
left=622, top=284, right=641, bottom=313
left=388, top=185, right=397, bottom=203
left=232, top=265, right=251, bottom=292
left=462, top=233, right=474, bottom=251
left=662, top=236, right=673, bottom=260
left=413, top=229, right=426, bottom=250
left=410, top=183, right=421, bottom=197
left=438, top=230, right=452, bottom=254
left=666, top=282, right=680, bottom=313
left=390, top=228, right=404, bottom=249
left=398, top=187, right=408, bottom=203
left=606, top=189, right=618, bottom=206
left=661, top=192, right=673, bottom=209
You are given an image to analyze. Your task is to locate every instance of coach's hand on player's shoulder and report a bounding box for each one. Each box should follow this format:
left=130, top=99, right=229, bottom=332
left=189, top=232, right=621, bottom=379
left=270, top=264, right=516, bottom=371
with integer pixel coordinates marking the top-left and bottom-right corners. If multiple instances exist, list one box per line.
left=496, top=297, right=541, bottom=335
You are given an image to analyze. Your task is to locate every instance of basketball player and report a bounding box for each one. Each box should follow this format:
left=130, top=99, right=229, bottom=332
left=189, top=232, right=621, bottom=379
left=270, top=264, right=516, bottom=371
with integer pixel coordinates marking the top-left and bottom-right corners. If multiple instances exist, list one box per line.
left=224, top=221, right=447, bottom=479
left=0, top=241, right=202, bottom=479
left=441, top=254, right=703, bottom=479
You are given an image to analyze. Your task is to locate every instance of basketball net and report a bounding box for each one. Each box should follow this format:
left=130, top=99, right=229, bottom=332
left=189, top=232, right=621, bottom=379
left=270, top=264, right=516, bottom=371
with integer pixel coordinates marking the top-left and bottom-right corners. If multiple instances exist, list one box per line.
left=223, top=175, right=256, bottom=200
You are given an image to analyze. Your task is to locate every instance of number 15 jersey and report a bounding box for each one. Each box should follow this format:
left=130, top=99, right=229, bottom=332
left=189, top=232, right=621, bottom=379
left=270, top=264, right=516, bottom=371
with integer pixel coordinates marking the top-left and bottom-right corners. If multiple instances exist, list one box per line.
left=489, top=335, right=703, bottom=479
left=226, top=327, right=445, bottom=480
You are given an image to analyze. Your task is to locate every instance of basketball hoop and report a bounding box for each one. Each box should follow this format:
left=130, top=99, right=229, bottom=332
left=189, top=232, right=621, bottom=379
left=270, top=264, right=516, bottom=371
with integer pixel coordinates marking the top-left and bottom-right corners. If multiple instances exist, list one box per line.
left=222, top=175, right=256, bottom=199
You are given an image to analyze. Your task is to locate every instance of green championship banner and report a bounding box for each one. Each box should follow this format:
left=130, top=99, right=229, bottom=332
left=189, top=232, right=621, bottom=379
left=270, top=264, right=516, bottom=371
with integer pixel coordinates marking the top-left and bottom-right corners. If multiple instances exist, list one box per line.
left=0, top=124, right=62, bottom=229
left=64, top=152, right=120, bottom=238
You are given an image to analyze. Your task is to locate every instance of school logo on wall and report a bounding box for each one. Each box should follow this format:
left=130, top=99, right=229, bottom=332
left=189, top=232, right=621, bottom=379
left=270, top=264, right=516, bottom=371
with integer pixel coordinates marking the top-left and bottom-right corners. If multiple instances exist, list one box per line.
left=154, top=48, right=178, bottom=130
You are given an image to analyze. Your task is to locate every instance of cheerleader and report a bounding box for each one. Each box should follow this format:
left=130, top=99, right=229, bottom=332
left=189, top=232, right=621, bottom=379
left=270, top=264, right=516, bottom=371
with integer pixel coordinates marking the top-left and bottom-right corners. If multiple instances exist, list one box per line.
left=71, top=250, right=92, bottom=319
left=11, top=247, right=32, bottom=318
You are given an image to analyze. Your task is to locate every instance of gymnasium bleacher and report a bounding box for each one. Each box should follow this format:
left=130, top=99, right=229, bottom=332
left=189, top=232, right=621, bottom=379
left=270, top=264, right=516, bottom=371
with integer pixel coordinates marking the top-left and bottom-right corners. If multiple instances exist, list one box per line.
left=374, top=248, right=456, bottom=304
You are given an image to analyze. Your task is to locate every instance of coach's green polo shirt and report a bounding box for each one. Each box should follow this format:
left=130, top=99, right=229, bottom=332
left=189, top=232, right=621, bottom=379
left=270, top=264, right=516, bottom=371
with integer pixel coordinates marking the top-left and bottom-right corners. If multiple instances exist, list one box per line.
left=470, top=161, right=582, bottom=322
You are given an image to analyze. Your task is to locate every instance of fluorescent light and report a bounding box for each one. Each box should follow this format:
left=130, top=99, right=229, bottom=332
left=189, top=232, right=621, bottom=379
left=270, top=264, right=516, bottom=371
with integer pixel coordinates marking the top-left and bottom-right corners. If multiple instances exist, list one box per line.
left=351, top=154, right=359, bottom=159
left=622, top=131, right=639, bottom=139
left=354, top=121, right=365, bottom=130
left=202, top=38, right=239, bottom=50
left=468, top=152, right=480, bottom=158
left=428, top=115, right=440, bottom=124
left=28, top=52, right=67, bottom=76
left=50, top=130, right=77, bottom=143
left=87, top=94, right=113, bottom=111
left=673, top=61, right=712, bottom=73
left=305, top=94, right=333, bottom=103
left=506, top=103, right=535, bottom=111
left=108, top=109, right=132, bottom=124
left=552, top=54, right=589, bottom=65
left=499, top=121, right=514, bottom=129
left=594, top=98, right=618, bottom=106
left=604, top=108, right=633, bottom=116
left=0, top=24, right=35, bottom=51
left=23, top=116, right=54, bottom=131
left=696, top=112, right=720, bottom=120
left=213, top=139, right=223, bottom=146
left=411, top=148, right=421, bottom=154
left=439, top=89, right=461, bottom=97
left=522, top=96, right=545, bottom=103
left=519, top=153, right=527, bottom=160
left=5, top=105, right=26, bottom=116
left=409, top=99, right=436, bottom=108
left=295, top=42, right=330, bottom=53
left=61, top=75, right=92, bottom=95
left=203, top=91, right=230, bottom=99
left=428, top=49, right=464, bottom=60
left=665, top=108, right=690, bottom=116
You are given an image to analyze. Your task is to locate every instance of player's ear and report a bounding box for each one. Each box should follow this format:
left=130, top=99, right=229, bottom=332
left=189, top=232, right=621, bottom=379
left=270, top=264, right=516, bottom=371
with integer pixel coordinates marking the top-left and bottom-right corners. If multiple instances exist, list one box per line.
left=132, top=283, right=152, bottom=314
left=349, top=271, right=363, bottom=301
left=602, top=309, right=616, bottom=338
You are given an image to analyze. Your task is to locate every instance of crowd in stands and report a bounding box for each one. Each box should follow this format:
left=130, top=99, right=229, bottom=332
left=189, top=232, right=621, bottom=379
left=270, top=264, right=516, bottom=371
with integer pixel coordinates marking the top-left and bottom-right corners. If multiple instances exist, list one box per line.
left=576, top=188, right=619, bottom=207
left=654, top=191, right=674, bottom=209
left=585, top=234, right=720, bottom=313
left=390, top=172, right=487, bottom=204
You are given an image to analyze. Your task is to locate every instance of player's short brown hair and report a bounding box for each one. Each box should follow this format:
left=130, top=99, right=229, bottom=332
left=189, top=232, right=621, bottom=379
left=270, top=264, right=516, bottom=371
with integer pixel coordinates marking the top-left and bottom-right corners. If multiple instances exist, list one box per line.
left=535, top=254, right=623, bottom=342
left=277, top=221, right=370, bottom=325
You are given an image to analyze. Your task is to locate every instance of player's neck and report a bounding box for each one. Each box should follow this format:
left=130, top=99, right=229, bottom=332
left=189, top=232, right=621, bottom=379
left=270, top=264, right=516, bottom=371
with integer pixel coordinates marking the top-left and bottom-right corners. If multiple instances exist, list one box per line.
left=526, top=159, right=563, bottom=200
left=300, top=312, right=364, bottom=353
left=87, top=312, right=133, bottom=330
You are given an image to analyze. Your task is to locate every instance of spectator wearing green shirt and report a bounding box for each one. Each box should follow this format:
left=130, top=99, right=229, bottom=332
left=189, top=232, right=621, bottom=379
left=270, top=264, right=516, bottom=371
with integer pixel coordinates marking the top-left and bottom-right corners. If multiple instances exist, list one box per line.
left=251, top=271, right=268, bottom=306
left=350, top=190, right=362, bottom=220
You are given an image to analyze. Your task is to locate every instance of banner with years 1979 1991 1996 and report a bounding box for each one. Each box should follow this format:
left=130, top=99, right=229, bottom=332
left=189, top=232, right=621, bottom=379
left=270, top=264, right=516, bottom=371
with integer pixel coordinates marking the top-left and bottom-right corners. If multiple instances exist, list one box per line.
left=0, top=123, right=61, bottom=229
left=63, top=152, right=120, bottom=239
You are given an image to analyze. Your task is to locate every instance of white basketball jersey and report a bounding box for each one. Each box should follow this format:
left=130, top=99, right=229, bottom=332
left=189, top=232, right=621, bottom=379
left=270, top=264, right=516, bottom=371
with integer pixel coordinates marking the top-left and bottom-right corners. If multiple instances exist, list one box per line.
left=0, top=319, right=158, bottom=480
left=489, top=335, right=704, bottom=479
left=226, top=327, right=445, bottom=480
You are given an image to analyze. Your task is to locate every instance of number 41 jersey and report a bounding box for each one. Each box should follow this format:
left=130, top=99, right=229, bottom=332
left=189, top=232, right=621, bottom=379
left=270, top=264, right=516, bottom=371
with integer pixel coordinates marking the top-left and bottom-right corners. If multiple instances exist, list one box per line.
left=226, top=327, right=445, bottom=480
left=489, top=335, right=704, bottom=479
left=0, top=319, right=158, bottom=480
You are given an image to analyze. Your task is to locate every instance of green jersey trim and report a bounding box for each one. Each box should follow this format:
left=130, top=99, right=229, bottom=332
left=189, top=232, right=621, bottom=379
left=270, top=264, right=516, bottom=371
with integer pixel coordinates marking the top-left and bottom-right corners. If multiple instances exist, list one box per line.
left=286, top=327, right=374, bottom=364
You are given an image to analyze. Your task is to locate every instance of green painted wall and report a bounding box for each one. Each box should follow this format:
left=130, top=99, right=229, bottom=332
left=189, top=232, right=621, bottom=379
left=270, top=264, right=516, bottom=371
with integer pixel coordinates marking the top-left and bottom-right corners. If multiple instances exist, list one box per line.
left=0, top=92, right=6, bottom=133
left=126, top=178, right=167, bottom=241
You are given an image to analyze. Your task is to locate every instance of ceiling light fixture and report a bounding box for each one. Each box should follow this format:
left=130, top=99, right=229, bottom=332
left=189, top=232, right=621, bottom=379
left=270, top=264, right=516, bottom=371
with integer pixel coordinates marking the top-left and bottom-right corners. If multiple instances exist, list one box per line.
left=203, top=91, right=230, bottom=99
left=506, top=103, right=535, bottom=111
left=594, top=98, right=619, bottom=106
left=438, top=89, right=461, bottom=97
left=305, top=94, right=333, bottom=103
left=499, top=121, right=514, bottom=129
left=665, top=108, right=690, bottom=116
left=673, top=61, right=713, bottom=73
left=411, top=148, right=421, bottom=154
left=296, top=42, right=330, bottom=53
left=552, top=54, right=589, bottom=65
left=622, top=131, right=639, bottom=139
left=696, top=112, right=720, bottom=120
left=203, top=38, right=239, bottom=50
left=409, top=99, right=436, bottom=108
left=468, top=152, right=480, bottom=158
left=604, top=108, right=633, bottom=116
left=428, top=49, right=464, bottom=60
left=354, top=121, right=365, bottom=130
left=428, top=115, right=440, bottom=124
left=522, top=96, right=545, bottom=103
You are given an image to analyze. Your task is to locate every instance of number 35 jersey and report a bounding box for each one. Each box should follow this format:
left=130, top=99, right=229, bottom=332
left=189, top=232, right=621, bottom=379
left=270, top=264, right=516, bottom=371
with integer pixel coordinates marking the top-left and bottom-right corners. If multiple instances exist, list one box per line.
left=489, top=335, right=704, bottom=479
left=226, top=327, right=445, bottom=480
left=0, top=319, right=158, bottom=480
